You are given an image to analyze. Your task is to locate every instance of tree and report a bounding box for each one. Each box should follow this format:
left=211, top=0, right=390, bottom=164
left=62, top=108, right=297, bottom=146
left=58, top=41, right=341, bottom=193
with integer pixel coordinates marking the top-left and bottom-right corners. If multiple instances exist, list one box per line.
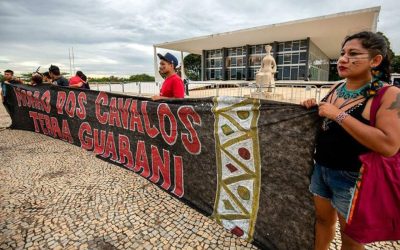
left=183, top=54, right=201, bottom=81
left=392, top=55, right=400, bottom=73
left=371, top=32, right=400, bottom=75
left=20, top=72, right=34, bottom=81
left=128, top=74, right=155, bottom=82
left=87, top=76, right=119, bottom=83
left=377, top=32, right=395, bottom=61
left=0, top=73, right=3, bottom=82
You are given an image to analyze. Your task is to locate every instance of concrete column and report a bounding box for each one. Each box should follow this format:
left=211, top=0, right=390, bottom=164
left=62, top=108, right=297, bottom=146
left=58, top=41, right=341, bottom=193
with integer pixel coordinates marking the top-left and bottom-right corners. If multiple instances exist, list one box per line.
left=201, top=50, right=206, bottom=81
left=153, top=46, right=163, bottom=82
left=372, top=11, right=379, bottom=32
left=222, top=48, right=227, bottom=81
left=180, top=51, right=186, bottom=79
left=305, top=37, right=311, bottom=81
left=272, top=41, right=278, bottom=81
left=272, top=41, right=278, bottom=61
left=245, top=45, right=250, bottom=80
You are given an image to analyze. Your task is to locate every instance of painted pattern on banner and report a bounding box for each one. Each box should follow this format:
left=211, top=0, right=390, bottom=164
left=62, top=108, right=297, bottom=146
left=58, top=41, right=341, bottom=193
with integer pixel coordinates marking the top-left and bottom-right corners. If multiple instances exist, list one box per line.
left=212, top=96, right=261, bottom=242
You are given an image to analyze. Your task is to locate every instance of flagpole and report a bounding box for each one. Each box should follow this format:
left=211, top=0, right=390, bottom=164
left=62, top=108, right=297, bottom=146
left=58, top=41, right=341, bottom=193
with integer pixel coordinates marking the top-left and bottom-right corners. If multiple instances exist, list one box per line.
left=69, top=48, right=72, bottom=76
left=72, top=47, right=75, bottom=73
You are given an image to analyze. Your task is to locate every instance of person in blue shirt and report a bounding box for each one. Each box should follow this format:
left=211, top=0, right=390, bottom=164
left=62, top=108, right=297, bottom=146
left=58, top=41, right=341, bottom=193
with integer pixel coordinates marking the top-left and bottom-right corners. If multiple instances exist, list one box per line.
left=1, top=69, right=19, bottom=102
left=1, top=69, right=22, bottom=115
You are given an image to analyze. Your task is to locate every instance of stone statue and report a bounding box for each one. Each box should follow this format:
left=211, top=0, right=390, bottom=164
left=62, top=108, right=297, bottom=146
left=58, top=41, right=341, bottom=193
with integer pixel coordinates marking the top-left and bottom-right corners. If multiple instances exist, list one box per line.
left=256, top=45, right=276, bottom=90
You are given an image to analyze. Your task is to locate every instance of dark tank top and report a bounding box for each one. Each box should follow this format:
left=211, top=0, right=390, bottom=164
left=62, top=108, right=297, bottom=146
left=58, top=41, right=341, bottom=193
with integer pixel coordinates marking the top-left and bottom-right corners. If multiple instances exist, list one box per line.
left=314, top=84, right=370, bottom=172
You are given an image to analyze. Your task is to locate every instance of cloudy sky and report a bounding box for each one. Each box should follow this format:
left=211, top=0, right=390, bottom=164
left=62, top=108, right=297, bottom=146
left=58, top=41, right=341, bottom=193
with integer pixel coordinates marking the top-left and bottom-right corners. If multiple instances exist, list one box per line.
left=1, top=0, right=399, bottom=77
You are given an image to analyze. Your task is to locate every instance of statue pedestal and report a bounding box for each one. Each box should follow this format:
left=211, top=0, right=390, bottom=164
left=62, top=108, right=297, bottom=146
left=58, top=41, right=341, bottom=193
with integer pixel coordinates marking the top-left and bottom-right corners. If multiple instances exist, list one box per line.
left=251, top=92, right=267, bottom=99
left=256, top=74, right=275, bottom=92
left=250, top=91, right=282, bottom=100
left=259, top=84, right=274, bottom=92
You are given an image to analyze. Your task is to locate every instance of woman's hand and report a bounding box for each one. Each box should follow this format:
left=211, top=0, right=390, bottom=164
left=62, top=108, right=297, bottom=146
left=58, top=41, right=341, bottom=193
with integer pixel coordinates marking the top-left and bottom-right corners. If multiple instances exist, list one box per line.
left=301, top=98, right=318, bottom=109
left=318, top=102, right=342, bottom=120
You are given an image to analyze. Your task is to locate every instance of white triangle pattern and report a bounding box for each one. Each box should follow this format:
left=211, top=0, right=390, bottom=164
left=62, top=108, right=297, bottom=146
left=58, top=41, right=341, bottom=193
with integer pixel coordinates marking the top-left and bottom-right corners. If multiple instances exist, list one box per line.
left=226, top=179, right=254, bottom=214
left=223, top=138, right=255, bottom=172
left=217, top=187, right=242, bottom=215
left=217, top=115, right=247, bottom=145
left=221, top=150, right=246, bottom=179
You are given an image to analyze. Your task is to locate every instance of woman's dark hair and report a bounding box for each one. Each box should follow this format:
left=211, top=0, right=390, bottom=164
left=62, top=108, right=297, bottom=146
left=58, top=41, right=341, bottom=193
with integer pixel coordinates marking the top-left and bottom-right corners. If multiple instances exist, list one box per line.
left=76, top=71, right=87, bottom=82
left=31, top=74, right=43, bottom=85
left=342, top=31, right=391, bottom=82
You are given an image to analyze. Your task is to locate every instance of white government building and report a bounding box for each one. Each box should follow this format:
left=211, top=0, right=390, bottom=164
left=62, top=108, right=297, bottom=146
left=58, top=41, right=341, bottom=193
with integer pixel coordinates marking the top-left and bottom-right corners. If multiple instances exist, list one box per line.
left=153, top=6, right=381, bottom=83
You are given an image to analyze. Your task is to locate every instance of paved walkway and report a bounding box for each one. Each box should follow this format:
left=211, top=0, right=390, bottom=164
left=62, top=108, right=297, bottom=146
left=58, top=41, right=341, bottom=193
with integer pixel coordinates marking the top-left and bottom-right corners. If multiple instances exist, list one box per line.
left=0, top=103, right=399, bottom=250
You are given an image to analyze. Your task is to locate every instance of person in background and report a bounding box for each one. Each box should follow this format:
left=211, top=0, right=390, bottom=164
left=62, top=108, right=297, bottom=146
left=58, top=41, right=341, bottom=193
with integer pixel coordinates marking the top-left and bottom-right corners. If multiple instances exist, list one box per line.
left=184, top=78, right=189, bottom=96
left=30, top=73, right=43, bottom=86
left=152, top=52, right=184, bottom=100
left=1, top=69, right=21, bottom=101
left=77, top=71, right=90, bottom=89
left=49, top=65, right=68, bottom=87
left=42, top=72, right=52, bottom=84
left=2, top=70, right=21, bottom=84
left=69, top=71, right=89, bottom=89
left=1, top=69, right=22, bottom=113
left=301, top=31, right=400, bottom=250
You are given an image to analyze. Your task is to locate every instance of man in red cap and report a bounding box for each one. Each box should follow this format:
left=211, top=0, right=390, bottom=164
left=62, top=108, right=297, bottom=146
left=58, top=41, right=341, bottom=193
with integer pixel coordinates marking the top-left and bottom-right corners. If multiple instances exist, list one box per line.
left=152, top=52, right=184, bottom=100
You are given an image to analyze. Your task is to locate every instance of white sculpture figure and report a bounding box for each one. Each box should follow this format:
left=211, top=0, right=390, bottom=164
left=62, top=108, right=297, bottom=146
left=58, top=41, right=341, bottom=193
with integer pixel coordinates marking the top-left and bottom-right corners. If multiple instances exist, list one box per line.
left=256, top=45, right=276, bottom=90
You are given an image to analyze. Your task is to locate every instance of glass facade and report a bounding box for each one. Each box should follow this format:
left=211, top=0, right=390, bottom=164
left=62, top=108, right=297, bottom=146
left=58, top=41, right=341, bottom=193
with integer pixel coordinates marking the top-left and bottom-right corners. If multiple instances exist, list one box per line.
left=225, top=46, right=246, bottom=80
left=276, top=40, right=307, bottom=80
left=329, top=59, right=340, bottom=81
left=308, top=41, right=330, bottom=81
left=205, top=49, right=223, bottom=80
left=203, top=39, right=329, bottom=81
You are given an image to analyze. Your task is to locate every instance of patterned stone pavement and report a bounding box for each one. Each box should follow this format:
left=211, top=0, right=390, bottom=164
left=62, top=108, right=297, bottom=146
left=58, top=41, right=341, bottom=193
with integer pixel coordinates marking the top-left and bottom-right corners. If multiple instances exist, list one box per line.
left=0, top=103, right=399, bottom=250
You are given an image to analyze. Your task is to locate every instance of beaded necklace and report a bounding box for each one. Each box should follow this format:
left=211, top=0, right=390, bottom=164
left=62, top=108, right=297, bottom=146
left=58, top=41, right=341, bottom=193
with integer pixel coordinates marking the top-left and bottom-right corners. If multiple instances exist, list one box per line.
left=335, top=78, right=384, bottom=100
left=321, top=78, right=384, bottom=131
left=335, top=82, right=370, bottom=99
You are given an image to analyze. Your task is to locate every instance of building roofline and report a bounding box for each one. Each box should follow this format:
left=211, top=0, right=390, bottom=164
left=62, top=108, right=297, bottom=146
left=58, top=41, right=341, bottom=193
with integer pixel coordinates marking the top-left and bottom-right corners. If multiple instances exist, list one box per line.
left=154, top=6, right=381, bottom=48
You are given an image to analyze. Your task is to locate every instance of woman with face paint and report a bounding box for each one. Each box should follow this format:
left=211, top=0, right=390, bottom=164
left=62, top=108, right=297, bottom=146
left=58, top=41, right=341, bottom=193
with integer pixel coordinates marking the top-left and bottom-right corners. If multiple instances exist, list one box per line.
left=302, top=31, right=400, bottom=250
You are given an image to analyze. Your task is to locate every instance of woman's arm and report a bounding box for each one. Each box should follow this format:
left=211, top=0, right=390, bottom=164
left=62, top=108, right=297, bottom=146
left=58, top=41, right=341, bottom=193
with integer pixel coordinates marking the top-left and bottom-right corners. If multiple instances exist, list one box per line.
left=319, top=87, right=400, bottom=156
left=69, top=81, right=84, bottom=88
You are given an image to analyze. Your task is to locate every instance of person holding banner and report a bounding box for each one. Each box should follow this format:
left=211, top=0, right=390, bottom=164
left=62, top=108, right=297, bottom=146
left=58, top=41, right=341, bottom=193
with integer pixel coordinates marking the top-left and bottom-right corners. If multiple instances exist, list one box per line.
left=49, top=65, right=69, bottom=87
left=1, top=70, right=13, bottom=102
left=69, top=71, right=90, bottom=89
left=1, top=69, right=23, bottom=115
left=42, top=72, right=52, bottom=84
left=1, top=70, right=21, bottom=102
left=302, top=31, right=400, bottom=249
left=30, top=73, right=43, bottom=86
left=152, top=52, right=184, bottom=100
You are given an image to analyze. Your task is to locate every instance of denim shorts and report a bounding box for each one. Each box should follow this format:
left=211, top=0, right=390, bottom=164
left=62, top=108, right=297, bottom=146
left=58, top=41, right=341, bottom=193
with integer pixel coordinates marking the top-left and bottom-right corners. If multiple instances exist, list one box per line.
left=309, top=163, right=360, bottom=219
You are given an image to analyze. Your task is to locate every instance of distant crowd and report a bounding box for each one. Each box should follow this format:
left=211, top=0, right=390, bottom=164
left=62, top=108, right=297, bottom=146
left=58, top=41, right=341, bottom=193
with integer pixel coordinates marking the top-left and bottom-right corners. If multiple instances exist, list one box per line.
left=1, top=65, right=90, bottom=90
